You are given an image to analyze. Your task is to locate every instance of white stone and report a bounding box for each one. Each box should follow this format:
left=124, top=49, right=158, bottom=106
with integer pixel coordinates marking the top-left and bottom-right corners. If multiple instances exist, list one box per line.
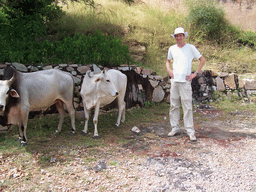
left=149, top=80, right=159, bottom=88
left=11, top=62, right=28, bottom=72
left=152, top=86, right=165, bottom=102
left=131, top=126, right=140, bottom=133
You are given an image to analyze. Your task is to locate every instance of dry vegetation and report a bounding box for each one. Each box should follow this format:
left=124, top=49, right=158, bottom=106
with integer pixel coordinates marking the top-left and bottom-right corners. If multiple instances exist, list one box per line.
left=223, top=0, right=256, bottom=32
left=57, top=0, right=256, bottom=76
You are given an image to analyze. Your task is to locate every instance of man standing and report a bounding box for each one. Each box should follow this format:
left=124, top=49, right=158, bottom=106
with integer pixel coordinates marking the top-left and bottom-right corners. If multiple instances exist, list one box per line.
left=166, top=27, right=206, bottom=141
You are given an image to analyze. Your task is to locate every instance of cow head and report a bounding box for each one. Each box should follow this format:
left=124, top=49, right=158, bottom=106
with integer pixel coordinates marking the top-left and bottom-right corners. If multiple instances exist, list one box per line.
left=96, top=70, right=118, bottom=97
left=0, top=75, right=20, bottom=113
left=86, top=70, right=118, bottom=97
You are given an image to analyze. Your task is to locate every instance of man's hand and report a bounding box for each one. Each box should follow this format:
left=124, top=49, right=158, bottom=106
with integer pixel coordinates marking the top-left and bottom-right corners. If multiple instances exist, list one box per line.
left=169, top=70, right=174, bottom=79
left=186, top=73, right=197, bottom=81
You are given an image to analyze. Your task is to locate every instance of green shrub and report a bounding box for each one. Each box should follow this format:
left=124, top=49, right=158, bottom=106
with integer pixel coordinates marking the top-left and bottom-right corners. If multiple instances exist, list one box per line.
left=0, top=0, right=131, bottom=67
left=185, top=0, right=239, bottom=44
left=52, top=31, right=132, bottom=67
left=0, top=0, right=63, bottom=64
left=238, top=30, right=256, bottom=48
left=0, top=29, right=131, bottom=66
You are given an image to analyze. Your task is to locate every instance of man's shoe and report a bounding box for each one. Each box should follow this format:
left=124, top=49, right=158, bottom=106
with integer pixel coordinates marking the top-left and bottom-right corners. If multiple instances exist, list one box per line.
left=168, top=127, right=180, bottom=137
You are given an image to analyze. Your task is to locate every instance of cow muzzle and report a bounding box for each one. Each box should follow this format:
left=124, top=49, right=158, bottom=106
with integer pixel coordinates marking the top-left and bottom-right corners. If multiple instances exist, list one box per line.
left=110, top=91, right=119, bottom=97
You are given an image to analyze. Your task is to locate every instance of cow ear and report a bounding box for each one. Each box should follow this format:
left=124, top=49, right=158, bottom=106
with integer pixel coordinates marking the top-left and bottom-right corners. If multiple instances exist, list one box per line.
left=9, top=89, right=20, bottom=98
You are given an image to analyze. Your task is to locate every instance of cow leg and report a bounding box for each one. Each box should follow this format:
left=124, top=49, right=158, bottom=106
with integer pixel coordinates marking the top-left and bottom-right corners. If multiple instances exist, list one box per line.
left=121, top=101, right=126, bottom=123
left=19, top=111, right=29, bottom=147
left=65, top=102, right=76, bottom=135
left=19, top=124, right=27, bottom=146
left=115, top=97, right=126, bottom=127
left=55, top=100, right=65, bottom=134
left=92, top=103, right=100, bottom=139
left=18, top=124, right=23, bottom=142
left=82, top=106, right=89, bottom=136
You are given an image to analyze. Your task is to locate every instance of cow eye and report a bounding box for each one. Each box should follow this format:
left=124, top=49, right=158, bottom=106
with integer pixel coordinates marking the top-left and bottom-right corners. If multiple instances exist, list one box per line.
left=106, top=79, right=110, bottom=82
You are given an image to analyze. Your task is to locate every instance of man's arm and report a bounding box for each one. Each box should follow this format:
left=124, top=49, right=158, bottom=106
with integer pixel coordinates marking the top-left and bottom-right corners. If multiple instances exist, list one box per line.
left=195, top=56, right=206, bottom=74
left=166, top=59, right=174, bottom=79
left=186, top=56, right=206, bottom=81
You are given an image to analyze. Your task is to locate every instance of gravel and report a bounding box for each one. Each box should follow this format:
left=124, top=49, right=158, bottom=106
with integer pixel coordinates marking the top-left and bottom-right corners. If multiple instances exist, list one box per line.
left=1, top=115, right=256, bottom=191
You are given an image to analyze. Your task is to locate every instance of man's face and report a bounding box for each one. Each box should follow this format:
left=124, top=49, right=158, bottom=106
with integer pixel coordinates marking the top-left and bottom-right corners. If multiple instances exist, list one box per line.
left=174, top=33, right=185, bottom=43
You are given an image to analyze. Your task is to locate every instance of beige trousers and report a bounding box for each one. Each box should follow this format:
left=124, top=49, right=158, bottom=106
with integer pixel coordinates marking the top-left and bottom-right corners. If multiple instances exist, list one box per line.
left=169, top=80, right=195, bottom=134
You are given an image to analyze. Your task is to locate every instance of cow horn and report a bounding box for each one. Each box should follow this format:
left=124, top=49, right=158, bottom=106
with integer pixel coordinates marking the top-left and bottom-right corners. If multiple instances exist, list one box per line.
left=93, top=64, right=101, bottom=74
left=86, top=71, right=91, bottom=78
left=86, top=71, right=94, bottom=78
left=7, top=75, right=15, bottom=86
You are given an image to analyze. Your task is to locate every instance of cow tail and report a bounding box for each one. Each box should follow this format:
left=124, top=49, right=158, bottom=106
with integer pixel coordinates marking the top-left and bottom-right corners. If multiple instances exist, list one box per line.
left=68, top=73, right=76, bottom=110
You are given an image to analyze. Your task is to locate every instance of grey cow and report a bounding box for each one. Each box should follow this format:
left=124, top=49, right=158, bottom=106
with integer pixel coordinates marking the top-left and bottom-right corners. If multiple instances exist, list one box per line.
left=0, top=65, right=76, bottom=146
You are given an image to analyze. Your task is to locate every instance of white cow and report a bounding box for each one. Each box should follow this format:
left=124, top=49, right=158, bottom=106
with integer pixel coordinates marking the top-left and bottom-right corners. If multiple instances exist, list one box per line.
left=0, top=65, right=76, bottom=146
left=80, top=66, right=127, bottom=138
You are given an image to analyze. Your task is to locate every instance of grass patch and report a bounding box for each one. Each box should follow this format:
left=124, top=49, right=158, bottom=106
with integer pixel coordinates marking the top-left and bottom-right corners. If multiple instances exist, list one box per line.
left=0, top=99, right=255, bottom=165
left=0, top=102, right=169, bottom=154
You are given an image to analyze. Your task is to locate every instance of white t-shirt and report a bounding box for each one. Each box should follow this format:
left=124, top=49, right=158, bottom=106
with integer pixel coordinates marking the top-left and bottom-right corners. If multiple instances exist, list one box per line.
left=167, top=43, right=202, bottom=82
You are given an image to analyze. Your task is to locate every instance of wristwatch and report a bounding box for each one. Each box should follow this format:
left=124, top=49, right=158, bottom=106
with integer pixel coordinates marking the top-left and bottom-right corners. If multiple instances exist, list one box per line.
left=195, top=71, right=198, bottom=74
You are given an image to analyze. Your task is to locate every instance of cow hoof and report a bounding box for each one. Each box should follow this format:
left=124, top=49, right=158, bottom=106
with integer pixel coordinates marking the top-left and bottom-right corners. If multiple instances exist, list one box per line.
left=16, top=137, right=21, bottom=142
left=54, top=130, right=59, bottom=135
left=69, top=131, right=75, bottom=136
left=115, top=124, right=119, bottom=128
left=81, top=131, right=87, bottom=136
left=93, top=135, right=100, bottom=139
left=20, top=142, right=27, bottom=147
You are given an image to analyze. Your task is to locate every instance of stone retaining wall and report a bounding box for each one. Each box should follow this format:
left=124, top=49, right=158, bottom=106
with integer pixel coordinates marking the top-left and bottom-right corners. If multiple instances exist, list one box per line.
left=1, top=62, right=256, bottom=112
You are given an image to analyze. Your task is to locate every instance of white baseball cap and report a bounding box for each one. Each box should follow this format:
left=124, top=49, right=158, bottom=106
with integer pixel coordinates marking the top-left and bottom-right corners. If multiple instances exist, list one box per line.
left=171, top=27, right=188, bottom=39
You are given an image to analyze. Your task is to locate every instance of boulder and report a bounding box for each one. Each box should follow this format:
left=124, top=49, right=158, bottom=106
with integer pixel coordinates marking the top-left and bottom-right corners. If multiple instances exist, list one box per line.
left=225, top=73, right=237, bottom=89
left=77, top=66, right=90, bottom=74
left=216, top=77, right=226, bottom=91
left=66, top=66, right=74, bottom=72
left=28, top=66, right=39, bottom=72
left=142, top=68, right=153, bottom=76
left=0, top=69, right=4, bottom=76
left=244, top=79, right=256, bottom=90
left=12, top=62, right=28, bottom=72
left=152, top=86, right=165, bottom=102
left=154, top=75, right=163, bottom=81
left=149, top=79, right=159, bottom=88
left=43, top=65, right=53, bottom=70
left=135, top=66, right=142, bottom=74
left=59, top=64, right=68, bottom=68
left=69, top=64, right=78, bottom=68
left=238, top=79, right=245, bottom=88
left=198, top=77, right=206, bottom=85
left=0, top=64, right=7, bottom=69
left=218, top=72, right=229, bottom=78
left=73, top=76, right=82, bottom=84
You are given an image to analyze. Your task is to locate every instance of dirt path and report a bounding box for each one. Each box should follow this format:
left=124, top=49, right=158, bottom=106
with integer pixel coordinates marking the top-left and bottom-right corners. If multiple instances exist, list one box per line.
left=1, top=105, right=256, bottom=191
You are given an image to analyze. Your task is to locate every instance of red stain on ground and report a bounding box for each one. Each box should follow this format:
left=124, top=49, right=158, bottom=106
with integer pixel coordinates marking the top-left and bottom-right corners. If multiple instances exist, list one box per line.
left=151, top=150, right=179, bottom=158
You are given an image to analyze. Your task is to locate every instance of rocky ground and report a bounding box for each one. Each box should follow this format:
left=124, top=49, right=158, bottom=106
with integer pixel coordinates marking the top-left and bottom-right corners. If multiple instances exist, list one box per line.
left=0, top=105, right=256, bottom=191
